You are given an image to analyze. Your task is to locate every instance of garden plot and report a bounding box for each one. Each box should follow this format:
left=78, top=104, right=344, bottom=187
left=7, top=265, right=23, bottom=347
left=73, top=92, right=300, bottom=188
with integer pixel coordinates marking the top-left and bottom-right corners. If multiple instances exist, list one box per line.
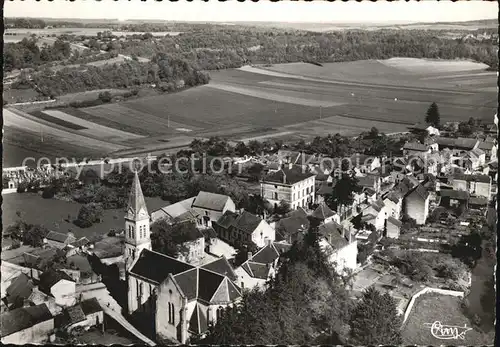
left=43, top=109, right=144, bottom=141
left=379, top=57, right=489, bottom=75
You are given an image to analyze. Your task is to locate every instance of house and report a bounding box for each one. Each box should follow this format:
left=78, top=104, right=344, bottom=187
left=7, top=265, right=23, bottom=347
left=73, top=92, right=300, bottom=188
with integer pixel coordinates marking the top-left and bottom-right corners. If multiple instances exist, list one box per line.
left=191, top=191, right=236, bottom=227
left=357, top=174, right=381, bottom=194
left=383, top=191, right=402, bottom=219
left=478, top=141, right=497, bottom=161
left=315, top=181, right=333, bottom=204
left=435, top=137, right=480, bottom=152
left=386, top=217, right=402, bottom=239
left=451, top=174, right=492, bottom=199
left=261, top=164, right=315, bottom=210
left=127, top=249, right=241, bottom=343
left=150, top=197, right=200, bottom=225
left=39, top=270, right=76, bottom=307
left=64, top=237, right=91, bottom=257
left=275, top=208, right=310, bottom=244
left=438, top=190, right=469, bottom=210
left=408, top=123, right=440, bottom=136
left=402, top=142, right=431, bottom=156
left=43, top=231, right=76, bottom=249
left=362, top=199, right=386, bottom=230
left=404, top=184, right=430, bottom=225
left=3, top=273, right=34, bottom=310
left=350, top=154, right=381, bottom=174
left=468, top=197, right=489, bottom=210
left=235, top=241, right=291, bottom=290
left=57, top=298, right=103, bottom=332
left=213, top=210, right=275, bottom=248
left=318, top=222, right=357, bottom=274
left=1, top=304, right=54, bottom=344
left=22, top=248, right=59, bottom=277
left=310, top=203, right=340, bottom=224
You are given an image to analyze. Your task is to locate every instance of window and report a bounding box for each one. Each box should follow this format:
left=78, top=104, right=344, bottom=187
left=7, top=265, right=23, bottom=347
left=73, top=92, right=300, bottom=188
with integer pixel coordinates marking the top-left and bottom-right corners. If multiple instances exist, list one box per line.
left=216, top=306, right=224, bottom=321
left=273, top=192, right=278, bottom=200
left=241, top=281, right=245, bottom=289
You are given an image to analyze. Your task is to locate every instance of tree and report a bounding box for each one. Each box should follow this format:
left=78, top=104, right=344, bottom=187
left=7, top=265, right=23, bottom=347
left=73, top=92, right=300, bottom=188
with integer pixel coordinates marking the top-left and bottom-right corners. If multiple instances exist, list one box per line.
left=247, top=163, right=264, bottom=182
left=425, top=102, right=440, bottom=128
left=275, top=200, right=291, bottom=216
left=349, top=286, right=402, bottom=345
left=74, top=203, right=104, bottom=228
left=150, top=220, right=192, bottom=258
left=98, top=91, right=112, bottom=103
left=23, top=224, right=50, bottom=247
left=326, top=172, right=361, bottom=213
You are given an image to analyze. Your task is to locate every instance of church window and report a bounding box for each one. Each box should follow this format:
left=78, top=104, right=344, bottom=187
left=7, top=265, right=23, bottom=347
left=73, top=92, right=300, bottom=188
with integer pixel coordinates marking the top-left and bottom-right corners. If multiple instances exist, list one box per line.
left=168, top=302, right=175, bottom=325
left=216, top=306, right=224, bottom=321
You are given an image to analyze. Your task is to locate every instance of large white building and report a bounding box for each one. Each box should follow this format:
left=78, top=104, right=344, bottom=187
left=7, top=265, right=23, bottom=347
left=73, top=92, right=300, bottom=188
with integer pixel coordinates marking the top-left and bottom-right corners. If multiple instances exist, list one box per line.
left=261, top=164, right=315, bottom=210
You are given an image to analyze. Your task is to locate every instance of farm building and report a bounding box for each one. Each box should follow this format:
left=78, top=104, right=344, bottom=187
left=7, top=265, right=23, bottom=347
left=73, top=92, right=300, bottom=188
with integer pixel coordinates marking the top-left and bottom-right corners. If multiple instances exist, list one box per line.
left=261, top=164, right=315, bottom=210
left=56, top=298, right=103, bottom=332
left=435, top=137, right=480, bottom=151
left=438, top=189, right=470, bottom=210
left=408, top=123, right=440, bottom=136
left=191, top=191, right=236, bottom=228
left=1, top=303, right=54, bottom=344
left=43, top=231, right=76, bottom=249
left=402, top=142, right=431, bottom=156
left=3, top=273, right=34, bottom=310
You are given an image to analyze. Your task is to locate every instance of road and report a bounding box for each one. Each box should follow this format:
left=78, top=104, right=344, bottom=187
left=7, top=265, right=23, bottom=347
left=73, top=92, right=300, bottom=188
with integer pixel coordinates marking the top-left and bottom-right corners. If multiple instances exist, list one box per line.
left=79, top=284, right=156, bottom=346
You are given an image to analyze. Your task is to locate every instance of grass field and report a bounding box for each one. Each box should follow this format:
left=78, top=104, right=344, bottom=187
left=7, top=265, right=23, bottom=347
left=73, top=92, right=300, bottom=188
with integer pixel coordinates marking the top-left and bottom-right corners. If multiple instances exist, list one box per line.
left=1, top=193, right=166, bottom=238
left=30, top=110, right=88, bottom=130
left=4, top=58, right=495, bottom=166
left=402, top=293, right=494, bottom=345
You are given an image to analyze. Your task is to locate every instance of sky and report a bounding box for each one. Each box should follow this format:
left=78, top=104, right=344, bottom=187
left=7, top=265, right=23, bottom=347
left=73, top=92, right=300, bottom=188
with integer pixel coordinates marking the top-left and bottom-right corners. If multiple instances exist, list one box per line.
left=4, top=0, right=497, bottom=24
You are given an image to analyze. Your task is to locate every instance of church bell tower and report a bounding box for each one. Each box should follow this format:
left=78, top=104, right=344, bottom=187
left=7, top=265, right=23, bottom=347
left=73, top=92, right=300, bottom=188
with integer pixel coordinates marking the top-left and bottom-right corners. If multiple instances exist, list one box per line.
left=124, top=170, right=151, bottom=270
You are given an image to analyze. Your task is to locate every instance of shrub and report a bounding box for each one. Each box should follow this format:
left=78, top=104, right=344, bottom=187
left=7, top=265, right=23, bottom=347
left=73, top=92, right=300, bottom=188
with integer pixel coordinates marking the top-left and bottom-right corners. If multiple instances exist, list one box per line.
left=42, top=186, right=56, bottom=199
left=17, top=183, right=27, bottom=193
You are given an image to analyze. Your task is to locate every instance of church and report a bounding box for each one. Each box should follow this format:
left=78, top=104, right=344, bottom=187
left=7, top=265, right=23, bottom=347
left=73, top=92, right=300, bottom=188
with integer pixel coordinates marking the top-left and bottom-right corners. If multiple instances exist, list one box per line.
left=124, top=171, right=242, bottom=343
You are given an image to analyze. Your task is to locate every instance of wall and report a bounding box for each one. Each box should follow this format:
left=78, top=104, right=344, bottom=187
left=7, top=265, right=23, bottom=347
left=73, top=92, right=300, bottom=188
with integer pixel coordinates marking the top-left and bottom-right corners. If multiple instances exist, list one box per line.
left=405, top=194, right=428, bottom=225
left=127, top=275, right=155, bottom=315
left=473, top=181, right=491, bottom=199
left=386, top=223, right=400, bottom=239
left=192, top=199, right=236, bottom=227
left=156, top=277, right=187, bottom=343
left=452, top=179, right=468, bottom=192
left=51, top=280, right=76, bottom=307
left=261, top=182, right=292, bottom=206
left=401, top=287, right=464, bottom=325
left=178, top=238, right=205, bottom=264
left=1, top=319, right=54, bottom=344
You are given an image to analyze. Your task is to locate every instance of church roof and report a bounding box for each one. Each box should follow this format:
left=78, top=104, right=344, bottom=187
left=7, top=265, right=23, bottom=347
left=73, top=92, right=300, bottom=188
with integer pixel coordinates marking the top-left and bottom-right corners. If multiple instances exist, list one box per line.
left=129, top=249, right=195, bottom=284
left=189, top=303, right=208, bottom=335
left=201, top=257, right=238, bottom=282
left=127, top=171, right=148, bottom=221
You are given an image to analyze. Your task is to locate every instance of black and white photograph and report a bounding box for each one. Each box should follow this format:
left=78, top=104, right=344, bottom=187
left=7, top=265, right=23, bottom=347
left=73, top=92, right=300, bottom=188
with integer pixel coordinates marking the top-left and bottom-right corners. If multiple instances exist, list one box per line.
left=1, top=0, right=497, bottom=345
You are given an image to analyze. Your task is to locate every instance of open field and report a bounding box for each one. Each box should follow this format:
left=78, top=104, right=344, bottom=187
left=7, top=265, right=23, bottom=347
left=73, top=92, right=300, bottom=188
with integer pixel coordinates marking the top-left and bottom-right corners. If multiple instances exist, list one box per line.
left=402, top=293, right=494, bottom=345
left=4, top=58, right=495, bottom=166
left=1, top=192, right=166, bottom=238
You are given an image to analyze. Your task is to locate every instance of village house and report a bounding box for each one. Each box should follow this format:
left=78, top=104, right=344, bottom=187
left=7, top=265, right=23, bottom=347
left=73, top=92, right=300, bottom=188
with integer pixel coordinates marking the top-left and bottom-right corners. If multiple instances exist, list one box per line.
left=3, top=273, right=34, bottom=310
left=385, top=217, right=402, bottom=239
left=403, top=184, right=430, bottom=225
left=382, top=191, right=403, bottom=219
left=408, top=123, right=441, bottom=136
left=438, top=190, right=470, bottom=210
left=39, top=269, right=76, bottom=307
left=451, top=174, right=492, bottom=199
left=64, top=237, right=92, bottom=257
left=478, top=140, right=497, bottom=162
left=361, top=199, right=386, bottom=230
left=1, top=304, right=54, bottom=344
left=213, top=210, right=275, bottom=248
left=402, top=142, right=431, bottom=157
left=56, top=298, right=103, bottom=333
left=191, top=191, right=236, bottom=228
left=172, top=222, right=206, bottom=264
left=357, top=174, right=382, bottom=194
left=315, top=181, right=333, bottom=204
left=435, top=137, right=480, bottom=152
left=274, top=208, right=310, bottom=244
left=127, top=250, right=241, bottom=343
left=151, top=197, right=200, bottom=226
left=43, top=231, right=76, bottom=249
left=310, top=203, right=340, bottom=225
left=261, top=164, right=316, bottom=210
left=350, top=153, right=381, bottom=174
left=318, top=222, right=358, bottom=275
left=235, top=241, right=291, bottom=290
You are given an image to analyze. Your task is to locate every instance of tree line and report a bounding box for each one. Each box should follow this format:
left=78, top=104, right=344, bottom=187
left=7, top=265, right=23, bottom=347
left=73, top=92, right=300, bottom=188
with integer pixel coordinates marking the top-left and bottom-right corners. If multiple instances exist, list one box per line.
left=28, top=54, right=210, bottom=97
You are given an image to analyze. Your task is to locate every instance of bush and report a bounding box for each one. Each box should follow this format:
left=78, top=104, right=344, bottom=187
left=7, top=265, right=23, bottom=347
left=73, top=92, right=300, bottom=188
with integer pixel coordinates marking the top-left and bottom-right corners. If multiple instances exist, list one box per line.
left=42, top=186, right=56, bottom=199
left=17, top=183, right=27, bottom=193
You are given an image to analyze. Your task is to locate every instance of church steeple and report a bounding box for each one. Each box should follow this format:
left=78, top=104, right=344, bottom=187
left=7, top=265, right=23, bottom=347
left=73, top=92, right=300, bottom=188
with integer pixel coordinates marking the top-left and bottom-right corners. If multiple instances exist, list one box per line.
left=126, top=170, right=149, bottom=221
left=124, top=170, right=151, bottom=270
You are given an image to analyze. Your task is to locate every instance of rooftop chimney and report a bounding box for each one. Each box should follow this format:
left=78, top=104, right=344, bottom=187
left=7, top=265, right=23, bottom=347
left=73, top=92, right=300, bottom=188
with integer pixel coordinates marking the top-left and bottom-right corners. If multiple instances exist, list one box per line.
left=288, top=162, right=293, bottom=170
left=247, top=251, right=253, bottom=261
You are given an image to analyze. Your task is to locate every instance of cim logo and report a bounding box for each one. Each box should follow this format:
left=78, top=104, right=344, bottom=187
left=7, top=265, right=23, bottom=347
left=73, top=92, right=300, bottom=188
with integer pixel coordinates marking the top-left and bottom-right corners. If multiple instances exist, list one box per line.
left=424, top=321, right=473, bottom=340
